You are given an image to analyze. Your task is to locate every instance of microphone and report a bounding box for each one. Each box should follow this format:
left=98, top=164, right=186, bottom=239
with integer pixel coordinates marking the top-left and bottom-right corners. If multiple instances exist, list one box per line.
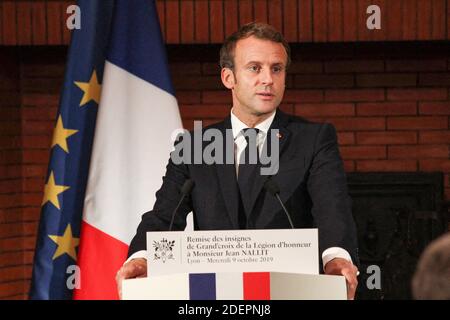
left=264, top=178, right=295, bottom=229
left=169, top=179, right=195, bottom=231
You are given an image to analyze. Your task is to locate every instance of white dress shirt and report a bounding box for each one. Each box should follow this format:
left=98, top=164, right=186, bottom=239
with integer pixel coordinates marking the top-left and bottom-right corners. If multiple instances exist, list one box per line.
left=231, top=108, right=275, bottom=175
left=126, top=109, right=353, bottom=268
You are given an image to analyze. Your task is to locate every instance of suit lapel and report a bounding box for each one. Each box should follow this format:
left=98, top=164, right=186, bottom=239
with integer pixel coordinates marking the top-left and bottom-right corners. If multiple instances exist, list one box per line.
left=214, top=117, right=240, bottom=229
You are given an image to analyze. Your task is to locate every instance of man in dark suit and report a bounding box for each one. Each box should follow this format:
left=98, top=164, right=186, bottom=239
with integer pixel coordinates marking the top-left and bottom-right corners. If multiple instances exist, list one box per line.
left=116, top=22, right=359, bottom=299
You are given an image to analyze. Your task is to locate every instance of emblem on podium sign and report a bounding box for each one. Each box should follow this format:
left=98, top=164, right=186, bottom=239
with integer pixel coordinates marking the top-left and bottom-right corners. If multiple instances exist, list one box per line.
left=153, top=238, right=175, bottom=263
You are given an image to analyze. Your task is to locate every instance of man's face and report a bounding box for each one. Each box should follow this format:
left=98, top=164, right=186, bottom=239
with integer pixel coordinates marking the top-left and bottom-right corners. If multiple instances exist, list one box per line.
left=223, top=36, right=287, bottom=118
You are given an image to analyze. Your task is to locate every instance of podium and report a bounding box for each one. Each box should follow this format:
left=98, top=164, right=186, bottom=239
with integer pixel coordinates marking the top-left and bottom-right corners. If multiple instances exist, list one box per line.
left=122, top=229, right=348, bottom=300
left=122, top=272, right=347, bottom=300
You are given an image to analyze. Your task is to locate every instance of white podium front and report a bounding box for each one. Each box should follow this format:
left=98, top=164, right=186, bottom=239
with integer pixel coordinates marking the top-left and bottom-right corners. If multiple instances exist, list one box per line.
left=122, top=229, right=347, bottom=300
left=122, top=272, right=347, bottom=300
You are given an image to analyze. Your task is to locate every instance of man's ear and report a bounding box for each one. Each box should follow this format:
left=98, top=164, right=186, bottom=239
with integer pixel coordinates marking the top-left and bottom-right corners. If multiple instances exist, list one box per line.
left=221, top=68, right=235, bottom=90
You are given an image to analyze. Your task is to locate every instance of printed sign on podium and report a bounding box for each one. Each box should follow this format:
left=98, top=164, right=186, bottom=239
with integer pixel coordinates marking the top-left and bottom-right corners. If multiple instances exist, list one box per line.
left=146, top=229, right=319, bottom=276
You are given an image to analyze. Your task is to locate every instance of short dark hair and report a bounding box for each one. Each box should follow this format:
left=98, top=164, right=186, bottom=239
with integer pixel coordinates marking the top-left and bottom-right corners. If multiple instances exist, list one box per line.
left=219, top=22, right=291, bottom=70
left=412, top=233, right=450, bottom=300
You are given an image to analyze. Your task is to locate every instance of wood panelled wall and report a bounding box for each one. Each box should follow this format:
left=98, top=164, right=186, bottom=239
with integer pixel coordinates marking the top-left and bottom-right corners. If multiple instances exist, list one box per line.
left=1, top=0, right=450, bottom=46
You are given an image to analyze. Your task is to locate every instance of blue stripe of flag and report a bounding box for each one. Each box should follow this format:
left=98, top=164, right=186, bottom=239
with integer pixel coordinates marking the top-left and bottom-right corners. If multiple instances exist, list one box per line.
left=106, top=0, right=175, bottom=96
left=189, top=273, right=216, bottom=300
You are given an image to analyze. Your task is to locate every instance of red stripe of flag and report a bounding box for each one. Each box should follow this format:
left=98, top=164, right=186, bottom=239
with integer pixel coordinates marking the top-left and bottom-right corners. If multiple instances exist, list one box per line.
left=73, top=221, right=129, bottom=300
left=243, top=272, right=270, bottom=300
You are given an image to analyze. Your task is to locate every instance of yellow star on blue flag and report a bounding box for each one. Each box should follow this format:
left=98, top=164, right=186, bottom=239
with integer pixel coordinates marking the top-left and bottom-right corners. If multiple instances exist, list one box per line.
left=74, top=70, right=102, bottom=106
left=51, top=115, right=78, bottom=153
left=48, top=224, right=79, bottom=260
left=41, top=171, right=70, bottom=210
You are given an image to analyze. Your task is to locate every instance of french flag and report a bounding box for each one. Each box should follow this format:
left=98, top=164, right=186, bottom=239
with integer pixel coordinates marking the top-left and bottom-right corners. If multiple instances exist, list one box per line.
left=74, top=0, right=182, bottom=299
left=124, top=272, right=272, bottom=300
left=189, top=273, right=271, bottom=300
left=122, top=272, right=347, bottom=300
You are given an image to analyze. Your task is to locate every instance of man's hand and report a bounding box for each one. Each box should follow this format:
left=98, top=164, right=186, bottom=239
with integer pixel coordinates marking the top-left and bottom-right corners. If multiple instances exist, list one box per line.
left=324, top=258, right=359, bottom=300
left=115, top=258, right=147, bottom=299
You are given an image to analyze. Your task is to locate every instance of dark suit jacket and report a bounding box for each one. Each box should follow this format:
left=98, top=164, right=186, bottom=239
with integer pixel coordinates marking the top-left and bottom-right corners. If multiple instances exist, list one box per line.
left=128, top=110, right=359, bottom=265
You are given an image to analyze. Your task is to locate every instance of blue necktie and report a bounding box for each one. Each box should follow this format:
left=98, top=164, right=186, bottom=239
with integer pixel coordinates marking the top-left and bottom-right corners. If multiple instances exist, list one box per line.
left=237, top=128, right=260, bottom=220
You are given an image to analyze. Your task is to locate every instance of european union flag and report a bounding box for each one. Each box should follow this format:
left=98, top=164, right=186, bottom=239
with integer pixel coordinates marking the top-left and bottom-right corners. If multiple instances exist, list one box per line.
left=29, top=0, right=114, bottom=299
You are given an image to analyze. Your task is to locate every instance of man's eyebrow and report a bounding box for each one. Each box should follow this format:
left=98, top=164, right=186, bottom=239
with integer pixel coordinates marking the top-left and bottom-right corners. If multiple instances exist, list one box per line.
left=244, top=61, right=285, bottom=66
left=244, top=61, right=262, bottom=66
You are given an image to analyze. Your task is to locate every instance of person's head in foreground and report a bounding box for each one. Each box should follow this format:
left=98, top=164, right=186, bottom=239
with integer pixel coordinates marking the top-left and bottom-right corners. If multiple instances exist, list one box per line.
left=412, top=233, right=450, bottom=300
